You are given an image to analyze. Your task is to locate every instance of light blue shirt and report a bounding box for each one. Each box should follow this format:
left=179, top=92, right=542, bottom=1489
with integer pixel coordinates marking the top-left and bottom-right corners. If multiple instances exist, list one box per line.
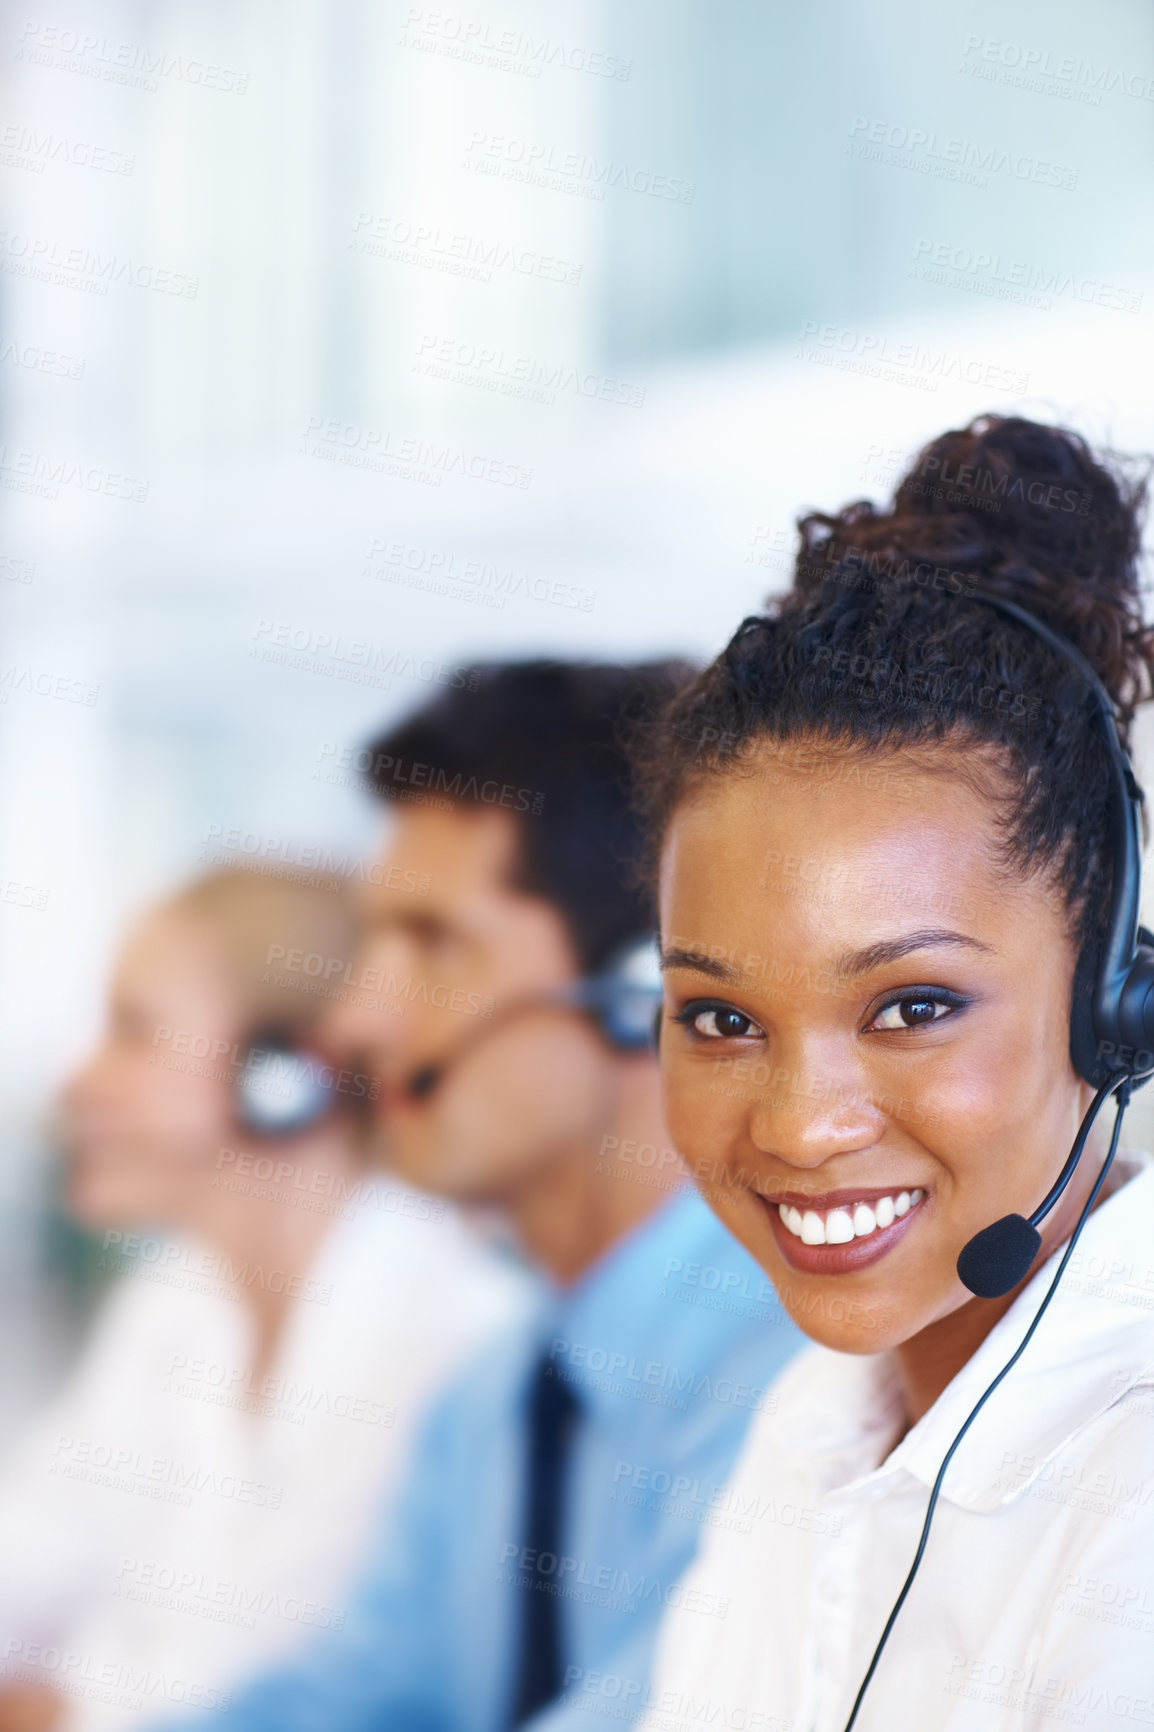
left=191, top=1187, right=804, bottom=1732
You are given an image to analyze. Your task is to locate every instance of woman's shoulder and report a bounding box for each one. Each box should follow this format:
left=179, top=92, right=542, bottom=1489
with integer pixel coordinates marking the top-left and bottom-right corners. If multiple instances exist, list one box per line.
left=721, top=1337, right=900, bottom=1491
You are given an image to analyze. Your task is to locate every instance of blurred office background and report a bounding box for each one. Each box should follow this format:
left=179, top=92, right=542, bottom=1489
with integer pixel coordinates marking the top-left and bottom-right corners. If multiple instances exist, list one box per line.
left=3, top=0, right=1154, bottom=1427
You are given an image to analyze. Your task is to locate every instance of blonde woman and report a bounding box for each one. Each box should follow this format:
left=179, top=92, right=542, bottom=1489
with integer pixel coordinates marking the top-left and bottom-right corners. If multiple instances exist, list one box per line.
left=0, top=869, right=529, bottom=1732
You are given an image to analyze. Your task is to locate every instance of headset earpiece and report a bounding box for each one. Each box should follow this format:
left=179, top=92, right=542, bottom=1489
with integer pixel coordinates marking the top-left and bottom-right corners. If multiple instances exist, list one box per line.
left=1070, top=928, right=1154, bottom=1092
left=235, top=1027, right=337, bottom=1137
left=578, top=937, right=663, bottom=1051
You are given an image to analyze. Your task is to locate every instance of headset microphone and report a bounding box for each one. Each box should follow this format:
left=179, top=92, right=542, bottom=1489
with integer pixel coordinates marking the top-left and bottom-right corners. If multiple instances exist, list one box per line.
left=402, top=937, right=662, bottom=1102
left=955, top=1080, right=1114, bottom=1298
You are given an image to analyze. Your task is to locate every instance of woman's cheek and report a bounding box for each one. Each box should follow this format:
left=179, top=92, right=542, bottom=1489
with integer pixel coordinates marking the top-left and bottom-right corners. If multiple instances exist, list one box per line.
left=663, top=1055, right=731, bottom=1158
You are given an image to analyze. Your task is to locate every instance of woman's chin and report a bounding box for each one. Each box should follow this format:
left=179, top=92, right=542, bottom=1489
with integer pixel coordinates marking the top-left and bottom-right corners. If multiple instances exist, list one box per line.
left=67, top=1176, right=146, bottom=1233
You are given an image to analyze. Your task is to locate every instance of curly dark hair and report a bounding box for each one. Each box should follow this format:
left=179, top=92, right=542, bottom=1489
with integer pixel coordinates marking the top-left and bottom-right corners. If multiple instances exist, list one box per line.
left=634, top=415, right=1154, bottom=983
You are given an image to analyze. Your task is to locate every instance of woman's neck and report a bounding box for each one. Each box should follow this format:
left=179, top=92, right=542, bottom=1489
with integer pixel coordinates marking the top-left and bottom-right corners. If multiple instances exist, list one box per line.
left=192, top=1134, right=360, bottom=1385
left=894, top=1139, right=1128, bottom=1426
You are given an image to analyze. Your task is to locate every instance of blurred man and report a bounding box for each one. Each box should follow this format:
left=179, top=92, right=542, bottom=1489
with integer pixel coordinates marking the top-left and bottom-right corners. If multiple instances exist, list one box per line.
left=184, top=662, right=804, bottom=1732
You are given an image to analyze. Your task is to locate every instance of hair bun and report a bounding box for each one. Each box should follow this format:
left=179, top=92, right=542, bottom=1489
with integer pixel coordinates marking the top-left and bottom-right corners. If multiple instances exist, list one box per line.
left=796, top=414, right=1154, bottom=723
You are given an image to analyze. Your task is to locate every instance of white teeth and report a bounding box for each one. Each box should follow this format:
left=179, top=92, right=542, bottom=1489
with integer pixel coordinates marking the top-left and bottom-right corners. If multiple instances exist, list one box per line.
left=824, top=1208, right=855, bottom=1244
left=852, top=1203, right=876, bottom=1237
left=777, top=1189, right=925, bottom=1246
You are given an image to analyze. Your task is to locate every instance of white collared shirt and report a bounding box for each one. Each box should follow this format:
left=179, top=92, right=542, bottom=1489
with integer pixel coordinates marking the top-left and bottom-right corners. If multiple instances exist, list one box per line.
left=0, top=1176, right=533, bottom=1730
left=629, top=1155, right=1154, bottom=1732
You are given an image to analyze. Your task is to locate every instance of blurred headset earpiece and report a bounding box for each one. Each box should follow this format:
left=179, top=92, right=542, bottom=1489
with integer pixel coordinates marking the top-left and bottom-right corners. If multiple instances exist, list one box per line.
left=234, top=1027, right=339, bottom=1137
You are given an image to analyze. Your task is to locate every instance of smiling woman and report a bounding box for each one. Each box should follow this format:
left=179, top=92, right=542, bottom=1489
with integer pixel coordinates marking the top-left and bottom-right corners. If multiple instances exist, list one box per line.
left=626, top=416, right=1154, bottom=1732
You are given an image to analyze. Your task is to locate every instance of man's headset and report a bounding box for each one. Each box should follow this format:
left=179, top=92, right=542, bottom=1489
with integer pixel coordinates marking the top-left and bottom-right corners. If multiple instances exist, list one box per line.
left=844, top=590, right=1154, bottom=1730
left=403, top=935, right=663, bottom=1102
left=231, top=939, right=662, bottom=1132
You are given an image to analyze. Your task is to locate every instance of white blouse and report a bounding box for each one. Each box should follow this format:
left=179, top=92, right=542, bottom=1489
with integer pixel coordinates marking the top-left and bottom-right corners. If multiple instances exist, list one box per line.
left=0, top=1177, right=532, bottom=1730
left=626, top=1155, right=1154, bottom=1732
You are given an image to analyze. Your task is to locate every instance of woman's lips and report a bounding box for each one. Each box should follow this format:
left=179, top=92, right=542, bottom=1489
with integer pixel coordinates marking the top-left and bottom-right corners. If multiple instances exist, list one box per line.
left=761, top=1188, right=927, bottom=1275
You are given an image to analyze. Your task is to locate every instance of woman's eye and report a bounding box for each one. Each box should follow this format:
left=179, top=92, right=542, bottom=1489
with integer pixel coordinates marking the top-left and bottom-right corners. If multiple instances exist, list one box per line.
left=869, top=996, right=954, bottom=1032
left=682, top=1005, right=760, bottom=1040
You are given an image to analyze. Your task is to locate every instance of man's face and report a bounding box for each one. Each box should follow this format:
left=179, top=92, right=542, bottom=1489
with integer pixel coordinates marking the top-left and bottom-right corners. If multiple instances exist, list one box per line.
left=330, top=805, right=619, bottom=1204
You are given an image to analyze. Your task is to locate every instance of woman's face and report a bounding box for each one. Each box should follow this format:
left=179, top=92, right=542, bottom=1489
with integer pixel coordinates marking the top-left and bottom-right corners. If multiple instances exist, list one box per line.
left=64, top=908, right=241, bottom=1230
left=658, top=740, right=1091, bottom=1356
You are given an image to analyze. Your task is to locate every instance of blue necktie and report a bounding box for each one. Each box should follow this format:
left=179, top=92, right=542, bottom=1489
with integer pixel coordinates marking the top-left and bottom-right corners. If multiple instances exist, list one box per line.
left=509, top=1352, right=582, bottom=1727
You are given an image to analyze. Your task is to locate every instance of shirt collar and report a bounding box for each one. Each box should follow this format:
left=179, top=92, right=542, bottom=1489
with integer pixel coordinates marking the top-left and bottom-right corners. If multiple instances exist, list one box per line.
left=781, top=1154, right=1154, bottom=1513
left=535, top=1184, right=761, bottom=1421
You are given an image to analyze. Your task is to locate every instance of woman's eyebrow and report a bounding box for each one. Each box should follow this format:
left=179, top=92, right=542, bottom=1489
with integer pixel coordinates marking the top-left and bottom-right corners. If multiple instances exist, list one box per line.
left=833, top=929, right=994, bottom=978
left=660, top=946, right=746, bottom=983
left=660, top=930, right=994, bottom=987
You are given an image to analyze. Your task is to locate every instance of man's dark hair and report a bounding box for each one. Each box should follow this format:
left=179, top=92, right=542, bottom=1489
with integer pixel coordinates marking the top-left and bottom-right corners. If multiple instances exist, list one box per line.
left=363, top=660, right=692, bottom=974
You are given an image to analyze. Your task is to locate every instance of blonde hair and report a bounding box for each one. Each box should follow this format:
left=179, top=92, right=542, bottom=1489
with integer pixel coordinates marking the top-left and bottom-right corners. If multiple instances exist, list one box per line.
left=165, top=867, right=357, bottom=1041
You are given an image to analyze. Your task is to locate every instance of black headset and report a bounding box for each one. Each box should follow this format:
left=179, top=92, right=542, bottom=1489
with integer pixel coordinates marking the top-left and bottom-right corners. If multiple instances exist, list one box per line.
left=844, top=590, right=1153, bottom=1729
left=953, top=591, right=1154, bottom=1299
left=405, top=935, right=663, bottom=1101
